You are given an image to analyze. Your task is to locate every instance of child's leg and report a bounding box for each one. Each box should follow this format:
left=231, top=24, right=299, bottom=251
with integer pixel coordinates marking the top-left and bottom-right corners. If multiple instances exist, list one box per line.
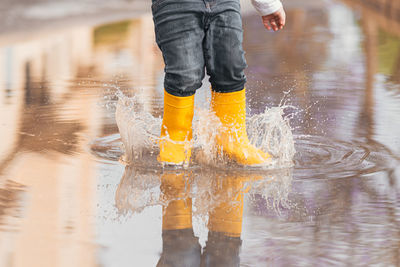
left=204, top=0, right=271, bottom=165
left=152, top=1, right=206, bottom=165
left=152, top=0, right=206, bottom=97
left=203, top=0, right=247, bottom=93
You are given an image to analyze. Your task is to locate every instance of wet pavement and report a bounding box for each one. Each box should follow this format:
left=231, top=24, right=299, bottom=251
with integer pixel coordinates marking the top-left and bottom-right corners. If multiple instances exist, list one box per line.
left=0, top=0, right=400, bottom=266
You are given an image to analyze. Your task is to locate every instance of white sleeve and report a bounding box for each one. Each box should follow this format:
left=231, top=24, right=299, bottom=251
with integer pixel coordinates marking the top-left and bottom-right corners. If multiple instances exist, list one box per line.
left=250, top=0, right=283, bottom=16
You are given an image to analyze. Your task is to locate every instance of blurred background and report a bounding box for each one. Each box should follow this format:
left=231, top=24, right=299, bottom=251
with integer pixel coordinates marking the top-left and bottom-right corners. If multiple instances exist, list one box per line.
left=0, top=0, right=399, bottom=266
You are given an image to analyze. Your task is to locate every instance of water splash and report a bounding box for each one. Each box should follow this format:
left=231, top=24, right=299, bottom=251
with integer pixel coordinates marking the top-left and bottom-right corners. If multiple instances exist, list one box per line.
left=93, top=90, right=397, bottom=180
left=115, top=90, right=295, bottom=168
left=192, top=108, right=223, bottom=166
left=247, top=106, right=296, bottom=167
left=115, top=166, right=161, bottom=215
left=115, top=92, right=161, bottom=163
left=114, top=166, right=294, bottom=246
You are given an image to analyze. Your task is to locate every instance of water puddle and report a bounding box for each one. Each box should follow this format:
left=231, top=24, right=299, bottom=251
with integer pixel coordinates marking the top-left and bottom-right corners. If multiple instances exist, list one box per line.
left=1, top=0, right=400, bottom=266
left=91, top=89, right=398, bottom=180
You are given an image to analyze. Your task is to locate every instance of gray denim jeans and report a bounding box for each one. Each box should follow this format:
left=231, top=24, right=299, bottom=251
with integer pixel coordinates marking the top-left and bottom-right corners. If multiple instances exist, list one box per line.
left=152, top=0, right=247, bottom=96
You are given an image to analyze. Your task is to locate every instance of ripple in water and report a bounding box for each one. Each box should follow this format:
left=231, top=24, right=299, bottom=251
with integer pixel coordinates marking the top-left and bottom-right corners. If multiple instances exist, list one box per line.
left=295, top=135, right=399, bottom=179
left=91, top=90, right=400, bottom=245
left=91, top=90, right=398, bottom=180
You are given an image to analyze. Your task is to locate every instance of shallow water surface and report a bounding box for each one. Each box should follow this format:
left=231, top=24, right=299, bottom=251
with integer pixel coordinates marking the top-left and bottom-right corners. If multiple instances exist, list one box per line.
left=0, top=0, right=400, bottom=266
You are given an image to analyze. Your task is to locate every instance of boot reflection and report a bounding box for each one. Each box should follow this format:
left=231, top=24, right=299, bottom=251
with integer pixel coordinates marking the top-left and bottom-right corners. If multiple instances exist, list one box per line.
left=201, top=174, right=261, bottom=267
left=157, top=170, right=201, bottom=267
left=208, top=174, right=249, bottom=237
left=157, top=171, right=265, bottom=267
left=115, top=166, right=288, bottom=267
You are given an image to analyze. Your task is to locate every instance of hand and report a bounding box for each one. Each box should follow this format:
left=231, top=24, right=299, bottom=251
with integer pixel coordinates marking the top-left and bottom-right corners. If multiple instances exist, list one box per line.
left=262, top=7, right=286, bottom=31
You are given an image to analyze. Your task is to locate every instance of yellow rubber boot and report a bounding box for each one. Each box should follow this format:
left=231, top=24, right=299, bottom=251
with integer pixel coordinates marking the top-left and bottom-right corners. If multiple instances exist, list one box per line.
left=211, top=89, right=271, bottom=165
left=161, top=171, right=192, bottom=230
left=158, top=90, right=194, bottom=166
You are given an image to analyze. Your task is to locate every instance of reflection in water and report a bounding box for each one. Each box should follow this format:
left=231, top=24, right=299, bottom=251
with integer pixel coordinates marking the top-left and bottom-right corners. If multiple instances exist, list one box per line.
left=0, top=14, right=163, bottom=267
left=158, top=171, right=201, bottom=267
left=0, top=0, right=400, bottom=266
left=340, top=0, right=400, bottom=157
left=116, top=166, right=293, bottom=266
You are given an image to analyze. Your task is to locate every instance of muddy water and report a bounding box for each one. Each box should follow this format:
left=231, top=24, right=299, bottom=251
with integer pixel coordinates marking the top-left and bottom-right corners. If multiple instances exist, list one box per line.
left=1, top=0, right=400, bottom=266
